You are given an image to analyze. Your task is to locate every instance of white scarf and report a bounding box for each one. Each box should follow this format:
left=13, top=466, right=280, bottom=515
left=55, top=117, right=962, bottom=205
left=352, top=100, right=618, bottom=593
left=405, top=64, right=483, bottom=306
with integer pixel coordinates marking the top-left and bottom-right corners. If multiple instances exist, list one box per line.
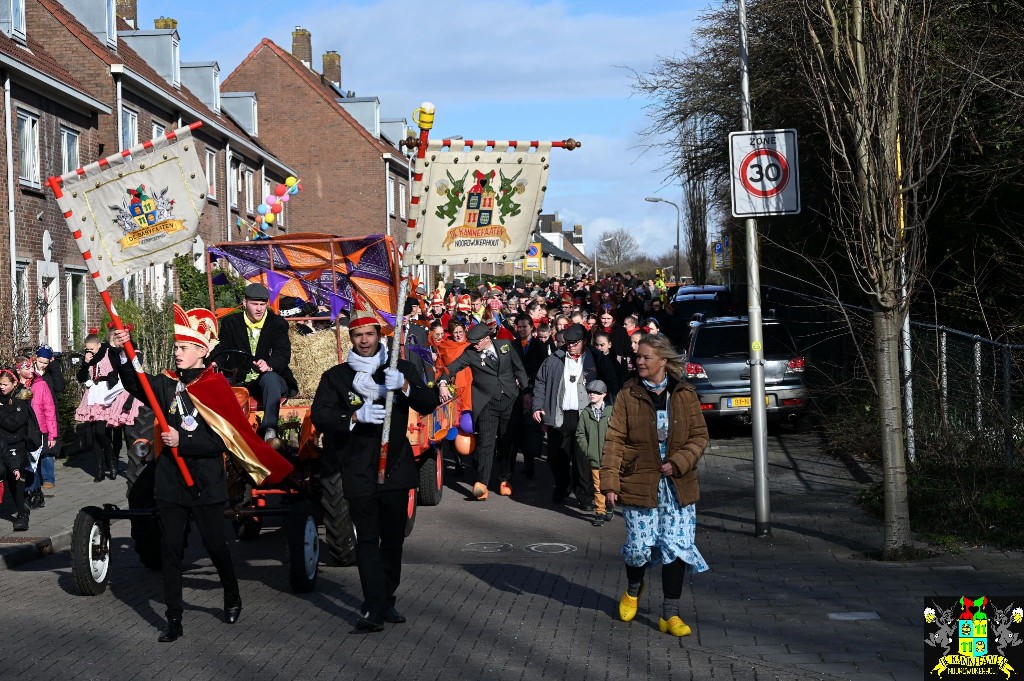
left=348, top=342, right=388, bottom=401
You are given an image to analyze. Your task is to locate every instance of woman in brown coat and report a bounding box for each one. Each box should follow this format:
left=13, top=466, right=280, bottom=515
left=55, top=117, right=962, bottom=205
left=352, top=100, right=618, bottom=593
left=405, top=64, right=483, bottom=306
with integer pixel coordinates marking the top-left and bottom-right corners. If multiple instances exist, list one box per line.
left=600, top=333, right=709, bottom=637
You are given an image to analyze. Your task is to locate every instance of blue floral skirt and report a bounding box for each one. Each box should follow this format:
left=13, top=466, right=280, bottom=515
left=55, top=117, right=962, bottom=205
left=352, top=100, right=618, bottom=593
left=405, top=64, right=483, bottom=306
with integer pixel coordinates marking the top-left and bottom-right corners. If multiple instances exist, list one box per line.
left=620, top=477, right=709, bottom=572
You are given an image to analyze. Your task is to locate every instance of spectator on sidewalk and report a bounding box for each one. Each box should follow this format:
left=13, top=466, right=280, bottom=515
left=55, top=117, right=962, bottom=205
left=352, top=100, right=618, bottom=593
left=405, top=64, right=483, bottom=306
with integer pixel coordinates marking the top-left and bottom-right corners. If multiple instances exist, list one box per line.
left=576, top=379, right=613, bottom=526
left=75, top=331, right=135, bottom=482
left=601, top=333, right=710, bottom=638
left=0, top=368, right=33, bottom=531
left=16, top=357, right=56, bottom=510
left=32, top=346, right=63, bottom=490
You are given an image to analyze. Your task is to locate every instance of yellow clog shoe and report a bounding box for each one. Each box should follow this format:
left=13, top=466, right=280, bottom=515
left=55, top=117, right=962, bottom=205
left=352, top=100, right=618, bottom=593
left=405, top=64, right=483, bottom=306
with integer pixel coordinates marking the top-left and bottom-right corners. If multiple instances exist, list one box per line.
left=658, top=616, right=692, bottom=637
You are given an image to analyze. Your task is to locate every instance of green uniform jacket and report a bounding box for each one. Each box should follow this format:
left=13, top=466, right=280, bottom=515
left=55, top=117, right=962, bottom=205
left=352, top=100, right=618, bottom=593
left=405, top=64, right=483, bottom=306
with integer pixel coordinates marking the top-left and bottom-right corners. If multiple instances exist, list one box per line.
left=576, top=403, right=611, bottom=469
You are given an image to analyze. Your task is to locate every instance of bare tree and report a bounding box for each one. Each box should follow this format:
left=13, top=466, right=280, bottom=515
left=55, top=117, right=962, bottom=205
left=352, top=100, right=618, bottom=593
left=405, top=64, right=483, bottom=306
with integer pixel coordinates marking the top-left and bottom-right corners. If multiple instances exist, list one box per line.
left=682, top=119, right=712, bottom=284
left=797, top=0, right=975, bottom=556
left=596, top=228, right=642, bottom=272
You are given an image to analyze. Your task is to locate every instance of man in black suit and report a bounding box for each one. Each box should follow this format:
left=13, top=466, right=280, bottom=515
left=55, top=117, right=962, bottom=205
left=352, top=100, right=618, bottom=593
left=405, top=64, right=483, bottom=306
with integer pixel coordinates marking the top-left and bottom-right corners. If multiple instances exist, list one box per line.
left=209, top=283, right=297, bottom=441
left=439, top=323, right=529, bottom=500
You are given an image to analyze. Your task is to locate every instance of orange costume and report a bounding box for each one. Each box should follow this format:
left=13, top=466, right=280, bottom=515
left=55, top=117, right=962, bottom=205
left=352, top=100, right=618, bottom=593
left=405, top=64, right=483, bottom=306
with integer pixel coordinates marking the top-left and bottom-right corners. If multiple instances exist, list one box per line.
left=430, top=334, right=473, bottom=414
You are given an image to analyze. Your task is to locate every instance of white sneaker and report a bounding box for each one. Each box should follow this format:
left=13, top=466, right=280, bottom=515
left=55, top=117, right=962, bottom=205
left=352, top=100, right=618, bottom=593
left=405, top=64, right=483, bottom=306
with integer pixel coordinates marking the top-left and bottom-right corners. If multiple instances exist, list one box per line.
left=263, top=428, right=277, bottom=442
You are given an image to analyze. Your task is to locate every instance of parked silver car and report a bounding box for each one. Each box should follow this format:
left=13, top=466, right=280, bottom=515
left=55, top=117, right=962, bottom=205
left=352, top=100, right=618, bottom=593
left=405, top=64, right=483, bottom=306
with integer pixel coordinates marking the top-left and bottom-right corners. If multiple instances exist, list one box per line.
left=685, top=316, right=807, bottom=425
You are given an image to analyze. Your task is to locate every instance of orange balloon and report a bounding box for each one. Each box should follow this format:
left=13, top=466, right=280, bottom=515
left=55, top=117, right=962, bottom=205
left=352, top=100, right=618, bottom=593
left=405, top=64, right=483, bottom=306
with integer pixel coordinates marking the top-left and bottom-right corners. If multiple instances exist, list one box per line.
left=454, top=433, right=476, bottom=456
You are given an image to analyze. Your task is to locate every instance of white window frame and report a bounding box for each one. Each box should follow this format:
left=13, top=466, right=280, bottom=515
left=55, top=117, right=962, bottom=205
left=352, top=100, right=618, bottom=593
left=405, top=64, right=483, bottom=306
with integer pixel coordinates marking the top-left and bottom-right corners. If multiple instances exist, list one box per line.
left=152, top=121, right=166, bottom=140
left=14, top=261, right=30, bottom=343
left=66, top=268, right=88, bottom=348
left=61, top=127, right=80, bottom=175
left=387, top=176, right=396, bottom=216
left=229, top=163, right=239, bottom=209
left=104, top=0, right=116, bottom=47
left=9, top=0, right=26, bottom=40
left=16, top=109, right=40, bottom=188
left=171, top=38, right=181, bottom=88
left=244, top=170, right=254, bottom=213
left=206, top=149, right=218, bottom=199
left=399, top=182, right=407, bottom=219
left=121, top=107, right=138, bottom=150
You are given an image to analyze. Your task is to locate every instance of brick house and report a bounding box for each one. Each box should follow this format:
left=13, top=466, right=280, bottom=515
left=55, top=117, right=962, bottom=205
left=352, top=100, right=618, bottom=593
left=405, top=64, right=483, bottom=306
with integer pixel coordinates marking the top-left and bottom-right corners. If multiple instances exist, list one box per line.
left=1, top=0, right=108, bottom=353
left=222, top=29, right=411, bottom=244
left=3, top=0, right=295, bottom=350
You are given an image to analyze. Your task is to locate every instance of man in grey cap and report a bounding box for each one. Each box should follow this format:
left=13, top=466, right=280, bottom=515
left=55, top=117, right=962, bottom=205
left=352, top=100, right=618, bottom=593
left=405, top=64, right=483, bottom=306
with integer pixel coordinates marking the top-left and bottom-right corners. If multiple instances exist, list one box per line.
left=532, top=323, right=613, bottom=508
left=439, top=323, right=529, bottom=500
left=209, top=282, right=298, bottom=441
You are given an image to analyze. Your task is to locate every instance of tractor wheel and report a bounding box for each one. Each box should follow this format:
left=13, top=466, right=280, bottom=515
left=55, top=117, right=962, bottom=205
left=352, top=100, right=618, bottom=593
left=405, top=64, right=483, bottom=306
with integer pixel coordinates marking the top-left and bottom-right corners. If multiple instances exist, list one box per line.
left=233, top=517, right=262, bottom=541
left=417, top=447, right=443, bottom=507
left=320, top=471, right=357, bottom=567
left=71, top=507, right=110, bottom=596
left=405, top=488, right=417, bottom=538
left=286, top=501, right=319, bottom=593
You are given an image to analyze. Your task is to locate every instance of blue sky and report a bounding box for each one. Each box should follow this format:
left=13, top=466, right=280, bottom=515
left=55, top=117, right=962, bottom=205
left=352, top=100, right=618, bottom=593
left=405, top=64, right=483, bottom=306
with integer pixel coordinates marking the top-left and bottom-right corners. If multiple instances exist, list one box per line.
left=160, top=0, right=711, bottom=259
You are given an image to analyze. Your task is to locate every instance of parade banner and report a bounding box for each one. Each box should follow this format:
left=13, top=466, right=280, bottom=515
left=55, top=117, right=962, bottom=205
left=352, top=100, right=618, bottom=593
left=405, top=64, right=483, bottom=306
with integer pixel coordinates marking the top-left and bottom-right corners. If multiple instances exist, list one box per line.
left=403, top=139, right=555, bottom=266
left=50, top=124, right=207, bottom=292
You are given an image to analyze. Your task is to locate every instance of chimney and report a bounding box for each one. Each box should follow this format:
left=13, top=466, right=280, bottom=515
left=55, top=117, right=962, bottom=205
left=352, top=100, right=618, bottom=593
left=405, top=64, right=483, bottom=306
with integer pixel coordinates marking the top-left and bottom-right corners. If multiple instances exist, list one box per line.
left=116, top=0, right=137, bottom=28
left=292, top=27, right=312, bottom=68
left=154, top=16, right=178, bottom=30
left=322, top=51, right=341, bottom=87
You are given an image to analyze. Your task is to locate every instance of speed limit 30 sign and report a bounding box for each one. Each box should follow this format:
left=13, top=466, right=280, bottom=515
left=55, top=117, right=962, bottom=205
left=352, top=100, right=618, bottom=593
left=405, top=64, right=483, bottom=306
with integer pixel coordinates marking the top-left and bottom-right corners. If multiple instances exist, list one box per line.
left=729, top=129, right=800, bottom=217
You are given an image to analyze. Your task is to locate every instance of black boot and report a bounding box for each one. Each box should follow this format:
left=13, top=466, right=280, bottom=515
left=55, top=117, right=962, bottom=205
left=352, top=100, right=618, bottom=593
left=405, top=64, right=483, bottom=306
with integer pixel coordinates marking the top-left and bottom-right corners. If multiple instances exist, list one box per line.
left=224, top=590, right=242, bottom=624
left=158, top=618, right=183, bottom=642
left=12, top=512, right=29, bottom=532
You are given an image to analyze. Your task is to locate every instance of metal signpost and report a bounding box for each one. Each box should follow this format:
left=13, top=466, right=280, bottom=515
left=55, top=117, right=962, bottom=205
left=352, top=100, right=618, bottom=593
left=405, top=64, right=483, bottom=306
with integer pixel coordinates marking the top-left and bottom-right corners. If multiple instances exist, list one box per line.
left=733, top=0, right=801, bottom=538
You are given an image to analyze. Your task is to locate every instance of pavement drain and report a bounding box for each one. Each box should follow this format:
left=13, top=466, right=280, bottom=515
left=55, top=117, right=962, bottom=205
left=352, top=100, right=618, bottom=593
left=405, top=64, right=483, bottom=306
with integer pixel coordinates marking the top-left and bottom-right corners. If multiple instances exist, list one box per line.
left=462, top=542, right=513, bottom=553
left=524, top=543, right=577, bottom=554
left=827, top=611, right=881, bottom=621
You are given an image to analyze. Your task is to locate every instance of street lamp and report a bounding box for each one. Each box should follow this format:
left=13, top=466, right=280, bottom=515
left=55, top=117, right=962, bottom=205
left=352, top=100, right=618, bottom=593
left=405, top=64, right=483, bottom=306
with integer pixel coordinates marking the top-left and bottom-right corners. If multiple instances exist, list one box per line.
left=645, top=197, right=681, bottom=284
left=595, top=236, right=614, bottom=280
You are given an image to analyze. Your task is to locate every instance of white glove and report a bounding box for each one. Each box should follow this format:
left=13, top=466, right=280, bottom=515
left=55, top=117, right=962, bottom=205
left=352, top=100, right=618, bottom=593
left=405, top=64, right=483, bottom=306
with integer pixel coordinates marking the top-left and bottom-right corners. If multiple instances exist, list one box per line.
left=352, top=372, right=386, bottom=401
left=85, top=379, right=95, bottom=388
left=383, top=368, right=405, bottom=391
left=354, top=402, right=386, bottom=425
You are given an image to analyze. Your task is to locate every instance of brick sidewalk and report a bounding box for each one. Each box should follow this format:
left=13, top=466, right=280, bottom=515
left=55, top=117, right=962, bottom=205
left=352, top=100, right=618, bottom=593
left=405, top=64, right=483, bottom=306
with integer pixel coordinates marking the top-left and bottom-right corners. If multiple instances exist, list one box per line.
left=1, top=430, right=1022, bottom=680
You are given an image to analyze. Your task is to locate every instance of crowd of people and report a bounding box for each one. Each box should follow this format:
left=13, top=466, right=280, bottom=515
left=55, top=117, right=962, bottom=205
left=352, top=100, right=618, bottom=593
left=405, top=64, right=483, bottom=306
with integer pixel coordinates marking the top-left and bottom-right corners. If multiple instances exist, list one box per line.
left=0, top=270, right=710, bottom=640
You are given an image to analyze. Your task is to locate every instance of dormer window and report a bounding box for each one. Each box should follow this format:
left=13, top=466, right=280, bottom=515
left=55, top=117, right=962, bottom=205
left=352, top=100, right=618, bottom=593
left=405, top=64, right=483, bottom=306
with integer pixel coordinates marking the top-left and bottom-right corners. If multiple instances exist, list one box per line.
left=3, top=0, right=27, bottom=41
left=213, top=66, right=221, bottom=113
left=172, top=38, right=180, bottom=88
left=251, top=98, right=258, bottom=137
left=105, top=0, right=116, bottom=48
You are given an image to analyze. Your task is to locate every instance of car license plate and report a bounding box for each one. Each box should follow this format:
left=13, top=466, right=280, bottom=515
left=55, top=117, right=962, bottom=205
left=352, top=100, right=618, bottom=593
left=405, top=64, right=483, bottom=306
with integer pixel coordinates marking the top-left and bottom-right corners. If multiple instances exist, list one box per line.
left=727, top=396, right=769, bottom=408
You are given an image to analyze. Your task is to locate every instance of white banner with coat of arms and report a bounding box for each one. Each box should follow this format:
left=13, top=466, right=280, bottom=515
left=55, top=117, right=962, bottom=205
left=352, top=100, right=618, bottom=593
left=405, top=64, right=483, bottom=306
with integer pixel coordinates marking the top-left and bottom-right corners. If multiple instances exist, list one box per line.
left=51, top=125, right=207, bottom=292
left=403, top=140, right=552, bottom=266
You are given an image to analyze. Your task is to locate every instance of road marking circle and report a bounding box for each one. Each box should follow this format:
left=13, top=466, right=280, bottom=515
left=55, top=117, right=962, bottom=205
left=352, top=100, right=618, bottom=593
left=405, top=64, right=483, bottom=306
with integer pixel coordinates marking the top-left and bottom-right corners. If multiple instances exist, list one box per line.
left=524, top=543, right=577, bottom=554
left=462, top=542, right=513, bottom=553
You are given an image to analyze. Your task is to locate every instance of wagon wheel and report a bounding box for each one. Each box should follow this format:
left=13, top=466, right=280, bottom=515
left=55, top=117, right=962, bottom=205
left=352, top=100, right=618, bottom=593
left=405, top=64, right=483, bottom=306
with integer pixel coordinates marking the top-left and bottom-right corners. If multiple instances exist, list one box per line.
left=286, top=501, right=319, bottom=593
left=71, top=507, right=111, bottom=596
left=320, top=471, right=357, bottom=567
left=417, top=446, right=443, bottom=507
left=404, top=488, right=417, bottom=538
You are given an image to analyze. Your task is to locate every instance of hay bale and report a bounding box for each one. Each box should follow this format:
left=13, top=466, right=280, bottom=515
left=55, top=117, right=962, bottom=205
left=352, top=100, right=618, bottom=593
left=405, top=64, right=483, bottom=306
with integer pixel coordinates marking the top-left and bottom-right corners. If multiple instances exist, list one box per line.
left=288, top=326, right=350, bottom=399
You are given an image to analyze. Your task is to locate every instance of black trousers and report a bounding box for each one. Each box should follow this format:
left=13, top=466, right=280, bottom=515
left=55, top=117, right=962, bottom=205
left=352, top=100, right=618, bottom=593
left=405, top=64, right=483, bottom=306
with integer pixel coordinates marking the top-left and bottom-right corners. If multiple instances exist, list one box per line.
left=87, top=421, right=115, bottom=475
left=348, top=489, right=408, bottom=615
left=156, top=502, right=238, bottom=622
left=1, top=463, right=26, bottom=515
left=246, top=371, right=288, bottom=433
left=626, top=559, right=686, bottom=599
left=474, top=392, right=516, bottom=488
left=547, top=410, right=594, bottom=502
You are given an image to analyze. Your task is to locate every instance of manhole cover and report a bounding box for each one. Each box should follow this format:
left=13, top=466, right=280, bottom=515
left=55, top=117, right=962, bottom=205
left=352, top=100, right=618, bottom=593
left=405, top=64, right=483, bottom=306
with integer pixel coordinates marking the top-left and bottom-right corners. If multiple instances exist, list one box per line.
left=524, top=543, right=577, bottom=554
left=462, top=542, right=513, bottom=553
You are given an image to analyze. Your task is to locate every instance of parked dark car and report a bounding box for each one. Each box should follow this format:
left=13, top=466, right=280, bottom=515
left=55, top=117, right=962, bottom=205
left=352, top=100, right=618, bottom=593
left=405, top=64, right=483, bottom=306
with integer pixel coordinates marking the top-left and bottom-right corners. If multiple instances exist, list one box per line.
left=670, top=285, right=736, bottom=348
left=685, top=316, right=807, bottom=425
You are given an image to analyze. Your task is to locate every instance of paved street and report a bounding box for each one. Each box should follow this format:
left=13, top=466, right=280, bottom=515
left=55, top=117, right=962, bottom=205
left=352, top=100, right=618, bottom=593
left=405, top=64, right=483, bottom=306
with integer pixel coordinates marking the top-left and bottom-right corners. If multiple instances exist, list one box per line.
left=2, top=430, right=1021, bottom=681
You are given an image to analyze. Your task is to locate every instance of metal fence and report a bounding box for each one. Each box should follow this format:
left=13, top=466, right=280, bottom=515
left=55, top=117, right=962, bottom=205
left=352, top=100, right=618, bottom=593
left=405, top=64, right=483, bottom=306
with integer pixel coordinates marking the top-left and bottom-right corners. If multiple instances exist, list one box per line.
left=763, top=286, right=1024, bottom=468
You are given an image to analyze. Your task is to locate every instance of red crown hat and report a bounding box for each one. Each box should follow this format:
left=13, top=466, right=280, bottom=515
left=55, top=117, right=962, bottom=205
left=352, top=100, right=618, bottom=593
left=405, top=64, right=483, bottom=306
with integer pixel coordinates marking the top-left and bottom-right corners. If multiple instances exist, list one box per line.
left=347, top=290, right=381, bottom=331
left=457, top=294, right=472, bottom=313
left=561, top=292, right=573, bottom=304
left=173, top=304, right=219, bottom=352
left=489, top=284, right=503, bottom=296
left=446, top=292, right=456, bottom=307
left=429, top=290, right=444, bottom=306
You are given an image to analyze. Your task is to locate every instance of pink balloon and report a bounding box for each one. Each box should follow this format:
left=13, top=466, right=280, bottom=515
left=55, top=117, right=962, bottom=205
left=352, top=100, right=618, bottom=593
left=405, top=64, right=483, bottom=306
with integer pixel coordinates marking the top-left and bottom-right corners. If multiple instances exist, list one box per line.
left=266, top=195, right=278, bottom=205
left=279, top=192, right=290, bottom=203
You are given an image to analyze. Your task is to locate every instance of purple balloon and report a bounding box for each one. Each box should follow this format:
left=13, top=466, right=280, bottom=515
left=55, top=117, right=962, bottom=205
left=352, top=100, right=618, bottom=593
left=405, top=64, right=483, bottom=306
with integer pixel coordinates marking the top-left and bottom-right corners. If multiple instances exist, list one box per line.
left=459, top=411, right=473, bottom=433
left=446, top=427, right=458, bottom=441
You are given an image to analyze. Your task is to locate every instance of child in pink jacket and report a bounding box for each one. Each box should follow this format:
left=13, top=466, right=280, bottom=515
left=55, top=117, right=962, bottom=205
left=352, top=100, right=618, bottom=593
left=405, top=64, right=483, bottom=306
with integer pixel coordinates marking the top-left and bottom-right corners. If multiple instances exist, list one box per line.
left=17, top=357, right=56, bottom=509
